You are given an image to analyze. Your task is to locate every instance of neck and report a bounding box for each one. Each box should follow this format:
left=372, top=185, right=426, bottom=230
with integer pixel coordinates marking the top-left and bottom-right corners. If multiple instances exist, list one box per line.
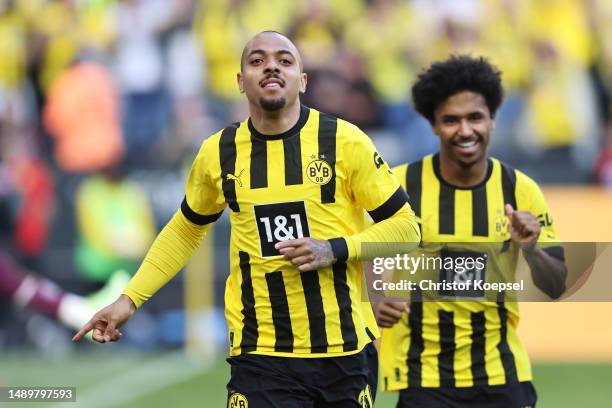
left=438, top=152, right=488, bottom=187
left=249, top=99, right=301, bottom=136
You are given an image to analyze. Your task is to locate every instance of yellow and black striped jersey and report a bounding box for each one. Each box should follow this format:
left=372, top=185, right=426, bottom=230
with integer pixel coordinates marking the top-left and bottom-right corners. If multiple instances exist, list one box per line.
left=183, top=105, right=410, bottom=358
left=380, top=153, right=563, bottom=390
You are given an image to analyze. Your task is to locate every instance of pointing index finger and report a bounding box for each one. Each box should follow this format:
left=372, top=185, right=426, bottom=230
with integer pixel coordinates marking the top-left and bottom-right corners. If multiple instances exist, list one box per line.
left=72, top=320, right=95, bottom=342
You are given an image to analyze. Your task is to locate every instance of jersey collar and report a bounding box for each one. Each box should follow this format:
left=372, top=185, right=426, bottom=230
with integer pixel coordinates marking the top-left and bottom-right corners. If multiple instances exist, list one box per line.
left=432, top=153, right=493, bottom=190
left=248, top=104, right=310, bottom=141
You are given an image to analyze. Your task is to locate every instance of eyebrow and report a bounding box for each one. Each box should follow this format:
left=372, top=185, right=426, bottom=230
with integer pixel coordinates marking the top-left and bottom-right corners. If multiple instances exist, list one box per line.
left=441, top=110, right=486, bottom=118
left=247, top=49, right=296, bottom=59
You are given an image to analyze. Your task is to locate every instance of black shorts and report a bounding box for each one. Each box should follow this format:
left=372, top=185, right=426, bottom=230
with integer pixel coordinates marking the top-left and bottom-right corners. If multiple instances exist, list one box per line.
left=397, top=381, right=537, bottom=408
left=227, top=342, right=378, bottom=408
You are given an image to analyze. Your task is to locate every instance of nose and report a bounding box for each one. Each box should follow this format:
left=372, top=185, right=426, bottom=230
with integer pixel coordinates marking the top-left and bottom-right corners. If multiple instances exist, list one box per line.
left=458, top=119, right=472, bottom=137
left=264, top=59, right=280, bottom=73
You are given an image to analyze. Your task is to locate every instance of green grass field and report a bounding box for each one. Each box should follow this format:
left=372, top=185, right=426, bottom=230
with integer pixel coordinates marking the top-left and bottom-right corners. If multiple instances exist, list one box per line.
left=1, top=350, right=611, bottom=407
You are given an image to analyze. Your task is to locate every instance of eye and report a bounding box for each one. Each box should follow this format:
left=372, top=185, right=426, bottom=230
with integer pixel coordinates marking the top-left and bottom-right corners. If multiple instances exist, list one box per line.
left=468, top=113, right=484, bottom=121
left=250, top=58, right=263, bottom=65
left=442, top=117, right=458, bottom=124
left=280, top=58, right=292, bottom=65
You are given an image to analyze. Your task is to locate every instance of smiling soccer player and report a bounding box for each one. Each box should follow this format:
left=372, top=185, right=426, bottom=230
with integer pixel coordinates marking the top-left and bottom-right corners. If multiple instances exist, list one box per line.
left=377, top=55, right=567, bottom=408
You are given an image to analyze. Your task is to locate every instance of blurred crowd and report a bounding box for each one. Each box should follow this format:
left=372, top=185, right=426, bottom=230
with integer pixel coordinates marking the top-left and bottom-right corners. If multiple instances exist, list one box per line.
left=1, top=0, right=612, bottom=350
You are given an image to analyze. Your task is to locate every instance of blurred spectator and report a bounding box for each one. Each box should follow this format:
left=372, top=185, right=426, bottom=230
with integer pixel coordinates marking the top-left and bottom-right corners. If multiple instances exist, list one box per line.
left=163, top=0, right=209, bottom=163
left=74, top=165, right=155, bottom=283
left=344, top=0, right=437, bottom=161
left=10, top=158, right=55, bottom=259
left=114, top=0, right=172, bottom=165
left=344, top=0, right=418, bottom=128
left=589, top=0, right=612, bottom=186
left=290, top=0, right=356, bottom=70
left=0, top=114, right=54, bottom=269
left=292, top=0, right=379, bottom=129
left=0, top=250, right=129, bottom=331
left=0, top=0, right=28, bottom=122
left=28, top=0, right=80, bottom=96
left=596, top=146, right=612, bottom=186
left=518, top=0, right=599, bottom=181
left=43, top=61, right=124, bottom=173
left=478, top=0, right=531, bottom=161
left=0, top=0, right=39, bottom=157
left=193, top=0, right=297, bottom=123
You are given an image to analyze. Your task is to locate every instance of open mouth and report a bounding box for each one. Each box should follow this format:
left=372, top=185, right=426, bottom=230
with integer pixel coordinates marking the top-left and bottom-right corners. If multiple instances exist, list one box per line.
left=452, top=138, right=480, bottom=154
left=260, top=78, right=285, bottom=88
left=454, top=140, right=477, bottom=148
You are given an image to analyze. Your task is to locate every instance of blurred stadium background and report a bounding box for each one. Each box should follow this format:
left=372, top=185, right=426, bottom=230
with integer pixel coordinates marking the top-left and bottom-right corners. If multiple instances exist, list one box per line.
left=1, top=0, right=611, bottom=406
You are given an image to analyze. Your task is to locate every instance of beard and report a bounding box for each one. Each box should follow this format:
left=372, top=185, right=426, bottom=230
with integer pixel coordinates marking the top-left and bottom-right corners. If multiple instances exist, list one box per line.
left=259, top=96, right=287, bottom=111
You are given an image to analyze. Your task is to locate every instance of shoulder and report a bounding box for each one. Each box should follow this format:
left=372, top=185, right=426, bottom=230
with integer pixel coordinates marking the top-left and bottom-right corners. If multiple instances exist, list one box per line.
left=397, top=157, right=428, bottom=175
left=391, top=163, right=408, bottom=187
left=492, top=157, right=516, bottom=179
left=335, top=117, right=370, bottom=142
left=195, top=123, right=240, bottom=156
left=514, top=168, right=545, bottom=205
left=495, top=158, right=541, bottom=193
left=492, top=157, right=544, bottom=199
left=391, top=163, right=408, bottom=176
left=191, top=124, right=240, bottom=174
left=515, top=169, right=540, bottom=190
left=311, top=109, right=375, bottom=146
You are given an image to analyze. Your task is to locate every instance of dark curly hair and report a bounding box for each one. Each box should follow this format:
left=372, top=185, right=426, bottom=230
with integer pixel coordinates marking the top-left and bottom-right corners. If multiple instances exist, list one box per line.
left=412, top=55, right=504, bottom=124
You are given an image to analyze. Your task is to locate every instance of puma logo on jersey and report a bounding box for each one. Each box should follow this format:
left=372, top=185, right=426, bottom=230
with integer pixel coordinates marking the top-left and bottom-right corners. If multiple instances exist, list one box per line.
left=226, top=169, right=245, bottom=187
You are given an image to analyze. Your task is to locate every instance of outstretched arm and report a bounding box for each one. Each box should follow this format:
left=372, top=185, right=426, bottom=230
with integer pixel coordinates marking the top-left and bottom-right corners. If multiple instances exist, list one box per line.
left=72, top=210, right=211, bottom=342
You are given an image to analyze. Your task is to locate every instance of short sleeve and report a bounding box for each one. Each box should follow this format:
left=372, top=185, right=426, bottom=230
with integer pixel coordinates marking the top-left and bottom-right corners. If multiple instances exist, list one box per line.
left=516, top=172, right=564, bottom=260
left=391, top=163, right=408, bottom=190
left=343, top=122, right=408, bottom=222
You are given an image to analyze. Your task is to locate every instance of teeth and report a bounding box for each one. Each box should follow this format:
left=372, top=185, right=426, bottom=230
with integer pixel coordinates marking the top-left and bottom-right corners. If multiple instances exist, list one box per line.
left=456, top=140, right=477, bottom=148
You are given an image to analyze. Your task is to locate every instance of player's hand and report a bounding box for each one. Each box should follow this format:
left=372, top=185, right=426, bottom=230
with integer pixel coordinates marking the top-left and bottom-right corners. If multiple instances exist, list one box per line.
left=275, top=238, right=335, bottom=272
left=375, top=301, right=409, bottom=328
left=505, top=204, right=541, bottom=253
left=72, top=294, right=136, bottom=343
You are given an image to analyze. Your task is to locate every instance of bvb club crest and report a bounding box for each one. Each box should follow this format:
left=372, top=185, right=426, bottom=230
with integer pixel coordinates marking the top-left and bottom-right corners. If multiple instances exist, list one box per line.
left=306, top=159, right=333, bottom=185
left=494, top=210, right=511, bottom=240
left=228, top=392, right=248, bottom=408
